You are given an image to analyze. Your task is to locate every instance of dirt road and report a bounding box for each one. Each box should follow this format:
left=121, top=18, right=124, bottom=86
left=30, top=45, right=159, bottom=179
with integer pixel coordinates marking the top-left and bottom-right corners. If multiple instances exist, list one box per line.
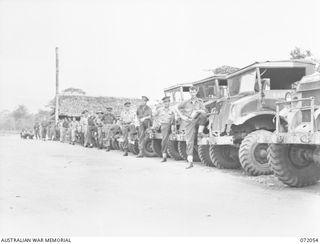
left=0, top=135, right=319, bottom=236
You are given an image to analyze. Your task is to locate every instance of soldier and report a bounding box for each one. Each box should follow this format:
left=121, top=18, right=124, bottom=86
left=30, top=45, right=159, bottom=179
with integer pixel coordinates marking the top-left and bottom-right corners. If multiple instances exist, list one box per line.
left=177, top=86, right=207, bottom=169
left=69, top=117, right=79, bottom=145
left=40, top=118, right=48, bottom=141
left=102, top=107, right=117, bottom=152
left=153, top=96, right=175, bottom=162
left=120, top=101, right=136, bottom=156
left=80, top=110, right=89, bottom=146
left=33, top=121, right=40, bottom=140
left=87, top=112, right=95, bottom=148
left=136, top=96, right=152, bottom=158
left=95, top=111, right=104, bottom=149
left=61, top=117, right=69, bottom=142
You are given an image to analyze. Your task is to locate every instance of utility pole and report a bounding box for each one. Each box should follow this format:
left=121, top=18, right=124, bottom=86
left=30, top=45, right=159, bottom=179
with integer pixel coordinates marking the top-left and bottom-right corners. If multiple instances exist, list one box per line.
left=55, top=47, right=59, bottom=124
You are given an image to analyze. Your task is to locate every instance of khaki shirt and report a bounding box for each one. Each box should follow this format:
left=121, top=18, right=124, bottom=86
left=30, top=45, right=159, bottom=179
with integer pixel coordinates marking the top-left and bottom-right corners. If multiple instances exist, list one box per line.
left=102, top=113, right=116, bottom=124
left=120, top=110, right=135, bottom=124
left=70, top=121, right=79, bottom=130
left=136, top=104, right=152, bottom=120
left=154, top=107, right=174, bottom=124
left=178, top=98, right=205, bottom=117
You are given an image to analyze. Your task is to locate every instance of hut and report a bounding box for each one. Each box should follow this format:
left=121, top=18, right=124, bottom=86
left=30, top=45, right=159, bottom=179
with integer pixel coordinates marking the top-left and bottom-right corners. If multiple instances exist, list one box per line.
left=52, top=95, right=141, bottom=119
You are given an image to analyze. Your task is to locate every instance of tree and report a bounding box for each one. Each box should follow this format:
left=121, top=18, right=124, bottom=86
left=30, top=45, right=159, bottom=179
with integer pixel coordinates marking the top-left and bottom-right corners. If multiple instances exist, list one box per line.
left=11, top=105, right=29, bottom=121
left=290, top=47, right=312, bottom=60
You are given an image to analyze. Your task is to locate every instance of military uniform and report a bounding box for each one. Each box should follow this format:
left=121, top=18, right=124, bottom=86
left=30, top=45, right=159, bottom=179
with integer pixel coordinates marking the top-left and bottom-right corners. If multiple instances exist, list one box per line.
left=80, top=113, right=88, bottom=146
left=120, top=104, right=136, bottom=155
left=40, top=120, right=48, bottom=140
left=87, top=115, right=95, bottom=147
left=177, top=97, right=207, bottom=158
left=102, top=109, right=117, bottom=151
left=33, top=122, right=40, bottom=140
left=154, top=101, right=174, bottom=160
left=61, top=119, right=69, bottom=142
left=94, top=113, right=104, bottom=149
left=136, top=98, right=152, bottom=156
left=69, top=119, right=79, bottom=144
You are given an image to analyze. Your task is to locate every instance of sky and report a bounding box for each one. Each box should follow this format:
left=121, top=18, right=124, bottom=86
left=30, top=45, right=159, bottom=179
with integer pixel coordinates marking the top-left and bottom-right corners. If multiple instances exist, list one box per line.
left=0, top=0, right=319, bottom=112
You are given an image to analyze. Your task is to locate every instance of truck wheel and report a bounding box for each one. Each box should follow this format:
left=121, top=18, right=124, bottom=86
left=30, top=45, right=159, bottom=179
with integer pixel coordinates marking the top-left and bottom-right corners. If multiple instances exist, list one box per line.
left=239, top=130, right=273, bottom=176
left=198, top=145, right=214, bottom=167
left=142, top=137, right=157, bottom=157
left=178, top=141, right=187, bottom=160
left=209, top=145, right=241, bottom=169
left=167, top=140, right=182, bottom=160
left=151, top=139, right=162, bottom=157
left=268, top=144, right=320, bottom=187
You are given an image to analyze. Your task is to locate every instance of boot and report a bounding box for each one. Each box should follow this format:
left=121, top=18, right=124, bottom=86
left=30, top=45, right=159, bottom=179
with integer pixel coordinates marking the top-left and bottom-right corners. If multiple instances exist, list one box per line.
left=161, top=153, right=167, bottom=162
left=136, top=153, right=144, bottom=158
left=123, top=149, right=128, bottom=156
left=186, top=155, right=194, bottom=169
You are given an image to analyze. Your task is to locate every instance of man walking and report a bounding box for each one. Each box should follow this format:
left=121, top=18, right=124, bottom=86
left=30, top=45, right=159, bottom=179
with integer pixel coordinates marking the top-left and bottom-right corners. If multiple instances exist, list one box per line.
left=177, top=86, right=207, bottom=169
left=102, top=107, right=117, bottom=152
left=153, top=96, right=175, bottom=162
left=136, top=96, right=152, bottom=158
left=120, top=101, right=136, bottom=156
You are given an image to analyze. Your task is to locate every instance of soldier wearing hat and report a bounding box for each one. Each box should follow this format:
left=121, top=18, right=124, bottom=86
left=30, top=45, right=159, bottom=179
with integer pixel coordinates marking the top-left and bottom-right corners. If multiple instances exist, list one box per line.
left=102, top=106, right=118, bottom=151
left=177, top=86, right=207, bottom=169
left=95, top=110, right=104, bottom=149
left=153, top=96, right=175, bottom=162
left=120, top=101, right=136, bottom=156
left=136, top=96, right=152, bottom=158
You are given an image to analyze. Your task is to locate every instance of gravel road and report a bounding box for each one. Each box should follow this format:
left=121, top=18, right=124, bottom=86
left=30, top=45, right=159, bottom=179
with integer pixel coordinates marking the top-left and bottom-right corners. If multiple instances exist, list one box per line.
left=0, top=135, right=319, bottom=236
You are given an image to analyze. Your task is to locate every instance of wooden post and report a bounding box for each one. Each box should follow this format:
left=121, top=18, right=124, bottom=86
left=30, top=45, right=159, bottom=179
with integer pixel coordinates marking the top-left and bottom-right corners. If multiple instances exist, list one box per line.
left=55, top=47, right=59, bottom=124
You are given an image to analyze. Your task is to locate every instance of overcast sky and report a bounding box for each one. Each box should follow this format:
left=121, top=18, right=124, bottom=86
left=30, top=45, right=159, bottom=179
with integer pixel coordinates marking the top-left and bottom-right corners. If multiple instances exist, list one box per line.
left=0, top=0, right=319, bottom=112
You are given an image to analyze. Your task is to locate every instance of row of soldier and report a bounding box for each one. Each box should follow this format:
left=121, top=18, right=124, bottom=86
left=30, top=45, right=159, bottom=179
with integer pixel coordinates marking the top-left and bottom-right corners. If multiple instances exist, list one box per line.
left=32, top=86, right=206, bottom=169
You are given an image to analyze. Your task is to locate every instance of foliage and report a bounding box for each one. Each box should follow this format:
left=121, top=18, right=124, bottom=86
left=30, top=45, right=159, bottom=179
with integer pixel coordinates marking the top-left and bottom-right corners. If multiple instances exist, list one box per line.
left=61, top=87, right=86, bottom=95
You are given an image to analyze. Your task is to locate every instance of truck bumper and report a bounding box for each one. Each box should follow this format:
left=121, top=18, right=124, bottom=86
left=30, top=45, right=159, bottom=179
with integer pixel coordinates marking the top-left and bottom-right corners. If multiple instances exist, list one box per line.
left=198, top=136, right=234, bottom=145
left=271, top=132, right=320, bottom=145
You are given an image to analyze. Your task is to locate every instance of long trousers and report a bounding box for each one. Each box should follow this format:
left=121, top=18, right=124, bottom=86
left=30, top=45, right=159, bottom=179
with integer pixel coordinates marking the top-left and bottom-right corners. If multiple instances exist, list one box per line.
left=34, top=129, right=40, bottom=139
left=161, top=123, right=171, bottom=154
left=41, top=128, right=47, bottom=140
left=121, top=124, right=135, bottom=150
left=183, top=112, right=207, bottom=156
left=138, top=119, right=151, bottom=152
left=84, top=126, right=93, bottom=146
left=103, top=124, right=119, bottom=147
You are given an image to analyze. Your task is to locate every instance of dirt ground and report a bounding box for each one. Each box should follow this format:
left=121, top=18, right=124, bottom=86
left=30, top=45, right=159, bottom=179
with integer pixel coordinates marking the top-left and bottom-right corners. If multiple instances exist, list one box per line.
left=0, top=134, right=319, bottom=236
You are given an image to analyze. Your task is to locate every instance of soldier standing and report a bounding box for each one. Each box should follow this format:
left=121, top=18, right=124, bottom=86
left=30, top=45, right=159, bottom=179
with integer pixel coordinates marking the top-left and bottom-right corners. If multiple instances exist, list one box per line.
left=80, top=110, right=89, bottom=146
left=102, top=107, right=117, bottom=152
left=33, top=121, right=40, bottom=140
left=153, top=96, right=175, bottom=162
left=136, top=96, right=152, bottom=158
left=61, top=117, right=69, bottom=142
left=40, top=118, right=48, bottom=141
left=95, top=111, right=104, bottom=149
left=120, top=102, right=136, bottom=156
left=69, top=117, right=79, bottom=145
left=177, top=86, right=207, bottom=169
left=87, top=112, right=95, bottom=148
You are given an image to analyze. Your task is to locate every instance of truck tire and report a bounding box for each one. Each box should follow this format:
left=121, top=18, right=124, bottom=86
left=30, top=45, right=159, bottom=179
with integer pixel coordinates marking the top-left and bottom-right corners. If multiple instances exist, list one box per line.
left=239, top=130, right=273, bottom=176
left=167, top=140, right=183, bottom=160
left=142, top=137, right=157, bottom=157
left=209, top=145, right=241, bottom=169
left=198, top=145, right=214, bottom=167
left=151, top=139, right=162, bottom=157
left=178, top=141, right=188, bottom=160
left=268, top=144, right=320, bottom=187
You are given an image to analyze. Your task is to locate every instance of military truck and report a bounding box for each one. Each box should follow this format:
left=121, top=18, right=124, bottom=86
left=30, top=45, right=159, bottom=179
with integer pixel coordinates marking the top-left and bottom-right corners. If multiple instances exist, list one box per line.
left=150, top=76, right=228, bottom=161
left=198, top=60, right=316, bottom=175
left=267, top=71, right=320, bottom=187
